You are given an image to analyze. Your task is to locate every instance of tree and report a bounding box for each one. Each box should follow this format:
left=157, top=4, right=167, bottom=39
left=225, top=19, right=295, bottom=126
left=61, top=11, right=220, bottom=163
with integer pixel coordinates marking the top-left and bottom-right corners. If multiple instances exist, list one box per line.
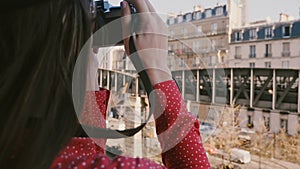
left=208, top=106, right=241, bottom=167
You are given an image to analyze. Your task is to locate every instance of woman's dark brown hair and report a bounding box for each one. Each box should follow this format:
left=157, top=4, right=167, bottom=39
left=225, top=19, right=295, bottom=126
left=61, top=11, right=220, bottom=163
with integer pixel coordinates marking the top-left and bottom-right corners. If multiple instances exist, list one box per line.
left=0, top=0, right=93, bottom=168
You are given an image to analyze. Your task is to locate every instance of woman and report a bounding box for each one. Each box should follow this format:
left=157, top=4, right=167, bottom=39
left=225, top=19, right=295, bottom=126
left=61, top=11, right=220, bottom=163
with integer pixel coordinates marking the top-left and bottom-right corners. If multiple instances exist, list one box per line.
left=0, top=0, right=211, bottom=168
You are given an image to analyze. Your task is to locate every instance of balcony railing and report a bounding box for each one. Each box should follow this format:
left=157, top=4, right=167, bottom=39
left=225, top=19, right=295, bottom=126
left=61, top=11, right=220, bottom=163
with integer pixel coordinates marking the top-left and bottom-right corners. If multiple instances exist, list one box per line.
left=169, top=29, right=228, bottom=39
left=264, top=53, right=272, bottom=57
left=282, top=51, right=290, bottom=57
left=249, top=53, right=256, bottom=58
left=234, top=54, right=242, bottom=59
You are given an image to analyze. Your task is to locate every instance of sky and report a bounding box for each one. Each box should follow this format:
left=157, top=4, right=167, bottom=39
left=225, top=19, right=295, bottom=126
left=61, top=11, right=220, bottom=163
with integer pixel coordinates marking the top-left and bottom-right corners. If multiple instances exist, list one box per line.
left=109, top=0, right=300, bottom=23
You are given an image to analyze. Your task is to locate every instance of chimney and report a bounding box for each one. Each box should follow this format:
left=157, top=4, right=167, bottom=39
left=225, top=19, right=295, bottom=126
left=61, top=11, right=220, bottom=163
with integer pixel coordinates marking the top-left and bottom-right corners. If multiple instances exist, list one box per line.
left=193, top=5, right=203, bottom=12
left=279, top=13, right=289, bottom=22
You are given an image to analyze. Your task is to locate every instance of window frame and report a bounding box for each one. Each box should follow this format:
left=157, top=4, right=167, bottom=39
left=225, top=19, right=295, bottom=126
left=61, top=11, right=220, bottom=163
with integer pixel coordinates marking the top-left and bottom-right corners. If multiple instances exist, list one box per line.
left=205, top=9, right=212, bottom=18
left=265, top=26, right=273, bottom=39
left=215, top=6, right=223, bottom=16
left=265, top=43, right=272, bottom=57
left=249, top=28, right=257, bottom=40
left=282, top=25, right=292, bottom=37
left=235, top=46, right=242, bottom=59
left=234, top=31, right=243, bottom=41
left=249, top=45, right=256, bottom=58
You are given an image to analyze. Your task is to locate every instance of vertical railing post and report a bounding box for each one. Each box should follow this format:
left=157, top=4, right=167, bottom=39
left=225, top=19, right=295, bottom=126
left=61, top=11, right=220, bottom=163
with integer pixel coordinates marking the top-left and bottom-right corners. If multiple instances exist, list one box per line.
left=212, top=68, right=216, bottom=104
left=114, top=72, right=118, bottom=92
left=250, top=68, right=254, bottom=108
left=298, top=70, right=300, bottom=113
left=273, top=69, right=276, bottom=110
left=182, top=70, right=185, bottom=100
left=107, top=71, right=110, bottom=90
left=196, top=70, right=200, bottom=102
left=99, top=69, right=103, bottom=87
left=230, top=68, right=234, bottom=106
left=135, top=77, right=139, bottom=96
left=123, top=74, right=125, bottom=86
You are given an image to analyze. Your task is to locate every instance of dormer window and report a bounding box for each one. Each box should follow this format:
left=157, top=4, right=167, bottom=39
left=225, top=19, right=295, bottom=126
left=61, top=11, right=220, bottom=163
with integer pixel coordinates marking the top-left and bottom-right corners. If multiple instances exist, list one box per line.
left=265, top=27, right=273, bottom=39
left=282, top=25, right=291, bottom=37
left=168, top=18, right=175, bottom=25
left=192, top=12, right=197, bottom=20
left=194, top=11, right=202, bottom=20
left=249, top=28, right=257, bottom=40
left=205, top=9, right=212, bottom=18
left=216, top=7, right=223, bottom=16
left=185, top=13, right=192, bottom=22
left=177, top=15, right=183, bottom=23
left=234, top=31, right=243, bottom=41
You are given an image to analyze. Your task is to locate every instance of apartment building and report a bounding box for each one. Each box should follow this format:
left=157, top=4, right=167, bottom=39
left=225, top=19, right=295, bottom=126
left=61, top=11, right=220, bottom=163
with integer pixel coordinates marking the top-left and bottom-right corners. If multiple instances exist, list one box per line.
left=166, top=0, right=247, bottom=70
left=229, top=16, right=300, bottom=69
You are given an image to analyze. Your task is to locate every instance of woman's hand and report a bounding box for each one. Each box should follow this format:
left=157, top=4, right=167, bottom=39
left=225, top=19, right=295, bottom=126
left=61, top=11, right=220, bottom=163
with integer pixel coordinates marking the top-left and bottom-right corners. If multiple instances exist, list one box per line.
left=120, top=0, right=172, bottom=85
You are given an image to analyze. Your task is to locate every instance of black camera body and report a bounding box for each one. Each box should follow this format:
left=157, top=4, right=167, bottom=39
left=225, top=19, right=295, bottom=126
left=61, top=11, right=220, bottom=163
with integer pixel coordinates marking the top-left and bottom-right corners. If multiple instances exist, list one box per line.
left=93, top=0, right=135, bottom=47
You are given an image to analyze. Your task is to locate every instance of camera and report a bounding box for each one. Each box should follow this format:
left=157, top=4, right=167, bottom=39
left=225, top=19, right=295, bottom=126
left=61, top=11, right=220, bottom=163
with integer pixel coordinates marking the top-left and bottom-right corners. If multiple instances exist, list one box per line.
left=92, top=0, right=136, bottom=47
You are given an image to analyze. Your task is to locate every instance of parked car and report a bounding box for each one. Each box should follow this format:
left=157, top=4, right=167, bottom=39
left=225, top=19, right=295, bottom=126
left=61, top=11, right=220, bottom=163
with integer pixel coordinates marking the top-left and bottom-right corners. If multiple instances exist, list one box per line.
left=230, top=148, right=251, bottom=164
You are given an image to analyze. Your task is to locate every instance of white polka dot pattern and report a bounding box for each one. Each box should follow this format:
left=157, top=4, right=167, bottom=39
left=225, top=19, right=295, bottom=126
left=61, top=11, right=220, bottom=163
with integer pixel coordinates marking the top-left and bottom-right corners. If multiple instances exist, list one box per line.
left=51, top=81, right=211, bottom=169
left=153, top=80, right=211, bottom=169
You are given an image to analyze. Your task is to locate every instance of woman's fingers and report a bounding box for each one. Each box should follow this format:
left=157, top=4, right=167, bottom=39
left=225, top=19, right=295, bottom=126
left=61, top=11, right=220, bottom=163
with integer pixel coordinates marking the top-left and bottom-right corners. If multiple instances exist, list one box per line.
left=126, top=0, right=149, bottom=13
left=121, top=1, right=132, bottom=56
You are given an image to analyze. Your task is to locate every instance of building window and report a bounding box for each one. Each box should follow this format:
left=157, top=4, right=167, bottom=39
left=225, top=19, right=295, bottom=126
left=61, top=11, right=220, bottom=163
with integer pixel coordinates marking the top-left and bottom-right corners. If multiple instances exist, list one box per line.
left=282, top=42, right=290, bottom=56
left=216, top=7, right=223, bottom=16
left=194, top=11, right=202, bottom=19
left=211, top=23, right=218, bottom=34
left=249, top=45, right=256, bottom=58
left=250, top=62, right=255, bottom=68
left=265, top=62, right=271, bottom=68
left=168, top=17, right=175, bottom=25
left=235, top=46, right=241, bottom=59
left=177, top=15, right=183, bottom=23
left=265, top=27, right=273, bottom=38
left=197, top=25, right=202, bottom=33
left=282, top=25, right=291, bottom=37
left=181, top=43, right=187, bottom=53
left=170, top=30, right=174, bottom=37
left=265, top=44, right=272, bottom=57
left=234, top=31, right=242, bottom=41
left=192, top=12, right=198, bottom=20
left=169, top=44, right=176, bottom=53
left=185, top=13, right=192, bottom=22
left=282, top=61, right=289, bottom=68
left=168, top=44, right=173, bottom=51
left=192, top=41, right=201, bottom=53
left=179, top=59, right=184, bottom=67
left=249, top=29, right=257, bottom=40
left=220, top=56, right=224, bottom=63
left=205, top=9, right=212, bottom=18
left=182, top=28, right=187, bottom=36
left=222, top=21, right=226, bottom=31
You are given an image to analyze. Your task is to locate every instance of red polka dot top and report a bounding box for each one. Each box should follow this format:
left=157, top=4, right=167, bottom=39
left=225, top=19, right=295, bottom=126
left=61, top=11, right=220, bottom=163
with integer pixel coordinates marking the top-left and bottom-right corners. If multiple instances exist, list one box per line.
left=50, top=80, right=211, bottom=169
